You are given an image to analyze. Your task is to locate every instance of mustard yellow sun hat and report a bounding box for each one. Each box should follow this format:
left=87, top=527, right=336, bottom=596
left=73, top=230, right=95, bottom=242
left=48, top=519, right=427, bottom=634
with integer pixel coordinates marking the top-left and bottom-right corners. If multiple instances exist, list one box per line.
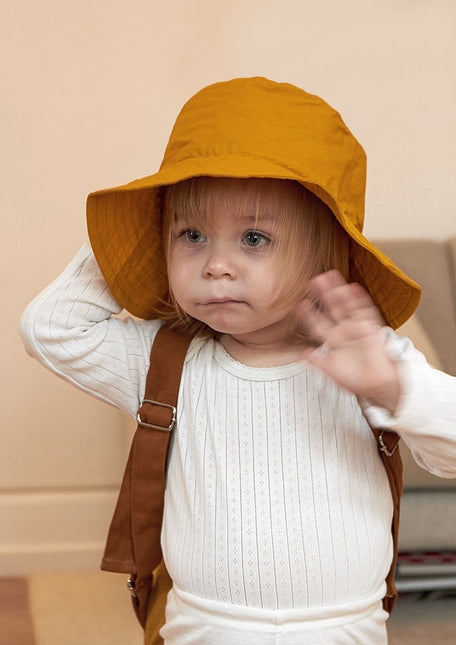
left=87, top=76, right=421, bottom=328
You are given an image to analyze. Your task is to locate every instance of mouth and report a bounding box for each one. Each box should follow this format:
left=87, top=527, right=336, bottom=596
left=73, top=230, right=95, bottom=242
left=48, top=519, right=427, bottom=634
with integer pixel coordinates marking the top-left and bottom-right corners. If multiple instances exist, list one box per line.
left=200, top=298, right=244, bottom=305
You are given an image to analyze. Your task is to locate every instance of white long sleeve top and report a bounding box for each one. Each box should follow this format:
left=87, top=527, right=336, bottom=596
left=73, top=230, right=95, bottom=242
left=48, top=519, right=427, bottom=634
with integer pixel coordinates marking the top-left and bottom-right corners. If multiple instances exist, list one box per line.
left=20, top=245, right=456, bottom=642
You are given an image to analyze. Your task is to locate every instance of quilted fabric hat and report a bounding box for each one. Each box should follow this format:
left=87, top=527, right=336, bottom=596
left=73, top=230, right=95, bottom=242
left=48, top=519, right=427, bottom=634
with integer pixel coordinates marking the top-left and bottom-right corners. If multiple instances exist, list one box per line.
left=87, top=76, right=421, bottom=328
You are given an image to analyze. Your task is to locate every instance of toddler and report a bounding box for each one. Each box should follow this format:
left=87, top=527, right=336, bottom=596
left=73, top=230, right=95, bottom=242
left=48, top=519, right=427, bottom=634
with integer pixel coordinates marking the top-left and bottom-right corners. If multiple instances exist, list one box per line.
left=21, top=77, right=456, bottom=645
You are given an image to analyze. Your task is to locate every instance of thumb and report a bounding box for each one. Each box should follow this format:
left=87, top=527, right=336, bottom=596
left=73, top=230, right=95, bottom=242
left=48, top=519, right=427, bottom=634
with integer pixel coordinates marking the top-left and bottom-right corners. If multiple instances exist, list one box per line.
left=301, top=345, right=331, bottom=371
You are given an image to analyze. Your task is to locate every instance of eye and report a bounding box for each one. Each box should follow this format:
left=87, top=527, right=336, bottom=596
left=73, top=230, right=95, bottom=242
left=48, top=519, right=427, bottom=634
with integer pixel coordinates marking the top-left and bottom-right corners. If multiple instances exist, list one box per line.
left=184, top=229, right=206, bottom=243
left=242, top=230, right=270, bottom=248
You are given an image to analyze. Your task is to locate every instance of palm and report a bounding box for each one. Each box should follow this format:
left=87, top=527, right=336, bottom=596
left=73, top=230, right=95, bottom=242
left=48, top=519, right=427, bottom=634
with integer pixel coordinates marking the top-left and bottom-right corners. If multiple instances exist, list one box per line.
left=297, top=271, right=400, bottom=412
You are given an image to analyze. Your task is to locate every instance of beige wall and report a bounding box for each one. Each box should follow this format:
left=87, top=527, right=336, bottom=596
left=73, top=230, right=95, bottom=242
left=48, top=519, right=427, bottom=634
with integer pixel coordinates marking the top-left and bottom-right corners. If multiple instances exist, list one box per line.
left=2, top=0, right=455, bottom=573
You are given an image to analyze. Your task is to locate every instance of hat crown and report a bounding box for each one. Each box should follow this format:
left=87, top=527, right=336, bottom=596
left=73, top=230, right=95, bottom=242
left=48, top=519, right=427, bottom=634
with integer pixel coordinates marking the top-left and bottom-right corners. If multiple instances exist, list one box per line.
left=161, top=77, right=367, bottom=233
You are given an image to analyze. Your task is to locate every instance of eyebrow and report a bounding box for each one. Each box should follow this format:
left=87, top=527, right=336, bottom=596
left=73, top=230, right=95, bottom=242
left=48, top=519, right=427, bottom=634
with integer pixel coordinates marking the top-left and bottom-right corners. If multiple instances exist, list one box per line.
left=237, top=213, right=275, bottom=222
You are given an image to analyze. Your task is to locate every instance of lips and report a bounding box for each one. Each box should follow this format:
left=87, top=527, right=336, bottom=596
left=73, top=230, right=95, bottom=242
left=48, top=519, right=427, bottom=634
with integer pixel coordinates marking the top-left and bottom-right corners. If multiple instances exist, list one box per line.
left=201, top=298, right=243, bottom=305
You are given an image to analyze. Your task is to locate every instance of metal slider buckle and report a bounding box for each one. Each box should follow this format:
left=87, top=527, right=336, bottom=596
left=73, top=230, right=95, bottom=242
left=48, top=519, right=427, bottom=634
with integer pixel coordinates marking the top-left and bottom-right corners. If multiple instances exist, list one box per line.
left=127, top=577, right=137, bottom=598
left=136, top=399, right=177, bottom=432
left=377, top=430, right=400, bottom=457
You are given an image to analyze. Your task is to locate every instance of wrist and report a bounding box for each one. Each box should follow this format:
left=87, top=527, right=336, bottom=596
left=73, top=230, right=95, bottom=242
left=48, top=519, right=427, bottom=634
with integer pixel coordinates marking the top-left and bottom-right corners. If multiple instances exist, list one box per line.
left=364, top=361, right=401, bottom=415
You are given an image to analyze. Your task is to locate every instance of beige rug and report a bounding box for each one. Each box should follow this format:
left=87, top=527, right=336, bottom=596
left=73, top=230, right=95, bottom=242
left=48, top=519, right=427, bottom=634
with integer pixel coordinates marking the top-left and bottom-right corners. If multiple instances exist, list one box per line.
left=1, top=570, right=455, bottom=645
left=28, top=571, right=142, bottom=645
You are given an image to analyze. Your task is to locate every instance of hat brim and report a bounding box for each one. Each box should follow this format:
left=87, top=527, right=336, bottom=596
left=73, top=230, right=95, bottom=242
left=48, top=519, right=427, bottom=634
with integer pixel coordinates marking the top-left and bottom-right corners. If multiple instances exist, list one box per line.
left=87, top=156, right=421, bottom=329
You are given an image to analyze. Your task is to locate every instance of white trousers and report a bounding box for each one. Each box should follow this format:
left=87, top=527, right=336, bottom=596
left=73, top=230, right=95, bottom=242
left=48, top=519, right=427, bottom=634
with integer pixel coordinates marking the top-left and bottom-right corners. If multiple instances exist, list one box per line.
left=160, top=585, right=389, bottom=645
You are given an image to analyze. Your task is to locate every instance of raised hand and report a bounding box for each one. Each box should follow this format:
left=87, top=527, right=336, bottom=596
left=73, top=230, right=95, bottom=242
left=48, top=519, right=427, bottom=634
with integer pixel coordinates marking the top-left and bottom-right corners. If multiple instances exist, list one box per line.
left=297, top=270, right=401, bottom=413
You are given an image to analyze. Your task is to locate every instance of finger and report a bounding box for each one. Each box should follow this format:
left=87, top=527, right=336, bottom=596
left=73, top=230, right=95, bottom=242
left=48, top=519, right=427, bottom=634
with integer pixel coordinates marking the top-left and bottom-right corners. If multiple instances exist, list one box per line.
left=309, top=273, right=382, bottom=325
left=303, top=272, right=346, bottom=327
left=306, top=270, right=347, bottom=302
left=314, top=283, right=361, bottom=324
left=296, top=301, right=369, bottom=350
left=296, top=289, right=372, bottom=343
left=295, top=299, right=334, bottom=344
left=327, top=283, right=384, bottom=326
left=307, top=271, right=354, bottom=322
left=301, top=345, right=333, bottom=373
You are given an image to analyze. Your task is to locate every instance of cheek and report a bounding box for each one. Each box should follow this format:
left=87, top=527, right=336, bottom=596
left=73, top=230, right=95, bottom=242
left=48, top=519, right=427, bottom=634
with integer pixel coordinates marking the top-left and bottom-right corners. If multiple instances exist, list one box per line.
left=253, top=266, right=297, bottom=314
left=167, top=250, right=196, bottom=306
left=253, top=263, right=281, bottom=296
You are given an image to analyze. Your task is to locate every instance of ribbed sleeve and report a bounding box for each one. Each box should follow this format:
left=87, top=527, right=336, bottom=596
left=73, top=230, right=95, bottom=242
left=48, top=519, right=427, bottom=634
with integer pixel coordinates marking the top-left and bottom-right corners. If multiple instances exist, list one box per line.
left=20, top=244, right=161, bottom=418
left=362, top=329, right=456, bottom=478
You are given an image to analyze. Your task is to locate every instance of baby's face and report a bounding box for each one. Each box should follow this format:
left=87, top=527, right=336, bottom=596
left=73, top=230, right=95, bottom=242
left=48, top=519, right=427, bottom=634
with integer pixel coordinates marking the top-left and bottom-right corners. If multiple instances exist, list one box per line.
left=167, top=195, right=300, bottom=346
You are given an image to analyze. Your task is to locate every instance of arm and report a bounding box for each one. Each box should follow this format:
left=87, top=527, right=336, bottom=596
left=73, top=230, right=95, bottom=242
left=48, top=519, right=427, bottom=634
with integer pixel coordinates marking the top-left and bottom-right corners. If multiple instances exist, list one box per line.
left=364, top=333, right=456, bottom=478
left=20, top=245, right=162, bottom=418
left=298, top=270, right=456, bottom=478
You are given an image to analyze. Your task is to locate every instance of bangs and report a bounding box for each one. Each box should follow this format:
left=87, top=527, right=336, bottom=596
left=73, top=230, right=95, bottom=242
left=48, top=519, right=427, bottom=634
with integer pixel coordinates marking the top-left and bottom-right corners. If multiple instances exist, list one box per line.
left=163, top=176, right=285, bottom=231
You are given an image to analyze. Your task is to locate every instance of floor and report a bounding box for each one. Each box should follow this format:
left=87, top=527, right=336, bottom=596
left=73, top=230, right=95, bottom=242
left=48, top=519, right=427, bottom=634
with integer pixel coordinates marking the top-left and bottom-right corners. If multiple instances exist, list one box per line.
left=1, top=572, right=455, bottom=644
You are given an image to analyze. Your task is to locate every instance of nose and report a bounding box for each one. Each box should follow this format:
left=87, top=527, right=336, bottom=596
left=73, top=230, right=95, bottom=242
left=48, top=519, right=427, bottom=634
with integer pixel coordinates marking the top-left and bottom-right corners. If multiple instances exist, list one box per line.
left=202, top=246, right=236, bottom=279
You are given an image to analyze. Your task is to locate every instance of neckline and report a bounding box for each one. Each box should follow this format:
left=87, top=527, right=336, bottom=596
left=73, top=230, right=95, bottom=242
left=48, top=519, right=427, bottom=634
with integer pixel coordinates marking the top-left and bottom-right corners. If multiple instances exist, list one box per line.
left=213, top=339, right=310, bottom=381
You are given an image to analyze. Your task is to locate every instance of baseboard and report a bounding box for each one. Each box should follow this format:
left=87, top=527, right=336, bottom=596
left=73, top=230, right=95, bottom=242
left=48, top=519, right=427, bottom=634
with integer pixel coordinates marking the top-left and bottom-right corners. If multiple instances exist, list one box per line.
left=0, top=488, right=118, bottom=575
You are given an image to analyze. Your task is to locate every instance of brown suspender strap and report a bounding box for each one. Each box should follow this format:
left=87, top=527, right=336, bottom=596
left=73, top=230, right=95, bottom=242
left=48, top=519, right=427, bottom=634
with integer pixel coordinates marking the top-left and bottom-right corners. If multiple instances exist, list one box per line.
left=371, top=427, right=403, bottom=614
left=101, top=324, right=192, bottom=627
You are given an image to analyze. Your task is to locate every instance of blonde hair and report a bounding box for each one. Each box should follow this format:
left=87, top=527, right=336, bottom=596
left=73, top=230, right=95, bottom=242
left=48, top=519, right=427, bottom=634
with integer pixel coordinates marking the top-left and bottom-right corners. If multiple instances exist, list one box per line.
left=160, top=176, right=349, bottom=337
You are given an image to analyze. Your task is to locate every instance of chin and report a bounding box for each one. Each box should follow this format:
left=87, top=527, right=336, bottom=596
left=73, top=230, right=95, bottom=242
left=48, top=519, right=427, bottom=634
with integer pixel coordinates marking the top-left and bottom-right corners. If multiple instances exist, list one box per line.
left=199, top=317, right=250, bottom=336
left=204, top=322, right=241, bottom=335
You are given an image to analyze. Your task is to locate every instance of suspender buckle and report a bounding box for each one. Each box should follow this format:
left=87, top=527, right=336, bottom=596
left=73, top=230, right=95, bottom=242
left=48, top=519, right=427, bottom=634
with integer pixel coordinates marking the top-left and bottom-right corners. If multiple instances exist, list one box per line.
left=377, top=429, right=400, bottom=457
left=127, top=577, right=137, bottom=598
left=137, top=399, right=177, bottom=432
